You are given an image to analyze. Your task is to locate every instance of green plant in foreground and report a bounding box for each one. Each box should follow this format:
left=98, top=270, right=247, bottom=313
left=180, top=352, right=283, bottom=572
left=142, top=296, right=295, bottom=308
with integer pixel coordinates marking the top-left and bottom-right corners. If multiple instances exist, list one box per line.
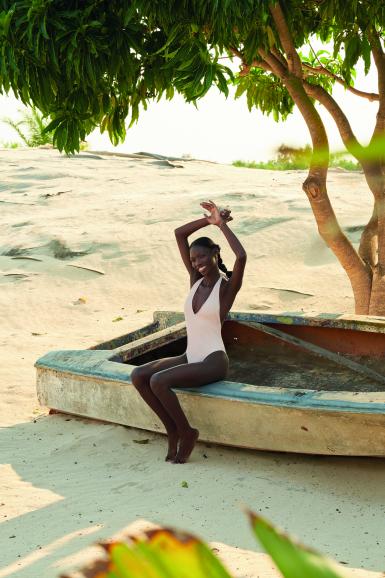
left=61, top=512, right=347, bottom=578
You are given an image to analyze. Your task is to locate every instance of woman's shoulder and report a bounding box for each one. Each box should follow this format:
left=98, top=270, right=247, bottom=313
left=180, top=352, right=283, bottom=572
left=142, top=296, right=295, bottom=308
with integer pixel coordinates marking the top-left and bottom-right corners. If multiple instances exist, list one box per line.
left=219, top=274, right=229, bottom=290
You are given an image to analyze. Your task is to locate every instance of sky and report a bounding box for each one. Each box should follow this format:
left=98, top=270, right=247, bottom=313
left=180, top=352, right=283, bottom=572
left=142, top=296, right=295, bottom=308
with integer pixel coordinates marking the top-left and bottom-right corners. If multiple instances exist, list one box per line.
left=0, top=57, right=380, bottom=164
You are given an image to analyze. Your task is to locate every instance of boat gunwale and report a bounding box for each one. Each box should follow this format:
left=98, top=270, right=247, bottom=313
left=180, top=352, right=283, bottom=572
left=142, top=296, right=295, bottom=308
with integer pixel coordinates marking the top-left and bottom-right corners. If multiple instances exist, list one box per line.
left=154, top=309, right=385, bottom=334
left=86, top=310, right=385, bottom=353
left=34, top=310, right=385, bottom=416
left=35, top=356, right=385, bottom=415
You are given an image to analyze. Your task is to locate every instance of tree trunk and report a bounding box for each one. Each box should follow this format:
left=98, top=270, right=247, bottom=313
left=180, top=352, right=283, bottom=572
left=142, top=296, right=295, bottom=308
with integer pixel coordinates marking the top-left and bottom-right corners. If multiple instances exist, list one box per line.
left=302, top=82, right=385, bottom=314
left=301, top=176, right=372, bottom=314
left=256, top=7, right=382, bottom=315
left=369, top=267, right=385, bottom=315
left=282, top=76, right=373, bottom=314
left=359, top=160, right=385, bottom=314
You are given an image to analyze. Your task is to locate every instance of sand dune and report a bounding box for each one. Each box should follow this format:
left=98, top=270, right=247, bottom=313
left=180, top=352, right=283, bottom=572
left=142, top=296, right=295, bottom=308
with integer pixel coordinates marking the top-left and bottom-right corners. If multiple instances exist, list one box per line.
left=0, top=149, right=383, bottom=578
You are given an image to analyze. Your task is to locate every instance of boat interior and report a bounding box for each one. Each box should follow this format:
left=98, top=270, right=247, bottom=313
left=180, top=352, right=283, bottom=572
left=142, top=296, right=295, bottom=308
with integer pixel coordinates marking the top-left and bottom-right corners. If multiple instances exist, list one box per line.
left=110, top=317, right=385, bottom=393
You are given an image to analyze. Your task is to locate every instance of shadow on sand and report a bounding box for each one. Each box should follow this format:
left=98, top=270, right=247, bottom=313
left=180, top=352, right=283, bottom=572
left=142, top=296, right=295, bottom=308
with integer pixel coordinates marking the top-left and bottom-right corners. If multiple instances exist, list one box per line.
left=1, top=413, right=385, bottom=576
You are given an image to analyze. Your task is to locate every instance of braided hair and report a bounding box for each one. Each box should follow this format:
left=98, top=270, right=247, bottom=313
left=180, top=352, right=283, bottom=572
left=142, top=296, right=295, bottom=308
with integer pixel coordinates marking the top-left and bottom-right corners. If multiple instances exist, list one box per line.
left=189, top=237, right=232, bottom=278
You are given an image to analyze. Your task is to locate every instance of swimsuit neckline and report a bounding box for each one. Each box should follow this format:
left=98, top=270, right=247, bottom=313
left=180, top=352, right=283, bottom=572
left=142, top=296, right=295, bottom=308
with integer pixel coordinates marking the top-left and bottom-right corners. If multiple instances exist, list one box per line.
left=191, top=275, right=222, bottom=316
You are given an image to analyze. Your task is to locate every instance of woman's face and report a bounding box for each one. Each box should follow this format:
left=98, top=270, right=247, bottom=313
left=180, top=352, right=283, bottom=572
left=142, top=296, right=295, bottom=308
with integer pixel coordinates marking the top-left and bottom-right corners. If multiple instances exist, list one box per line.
left=190, top=246, right=217, bottom=275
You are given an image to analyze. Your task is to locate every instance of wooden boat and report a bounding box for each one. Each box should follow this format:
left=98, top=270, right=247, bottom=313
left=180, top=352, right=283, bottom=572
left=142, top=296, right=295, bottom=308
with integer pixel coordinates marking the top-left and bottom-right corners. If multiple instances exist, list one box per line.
left=35, top=311, right=385, bottom=456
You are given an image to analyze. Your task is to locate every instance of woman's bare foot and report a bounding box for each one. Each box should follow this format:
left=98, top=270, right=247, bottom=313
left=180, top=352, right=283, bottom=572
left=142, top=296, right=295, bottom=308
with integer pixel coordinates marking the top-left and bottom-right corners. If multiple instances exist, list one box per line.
left=165, top=430, right=179, bottom=462
left=172, top=428, right=199, bottom=464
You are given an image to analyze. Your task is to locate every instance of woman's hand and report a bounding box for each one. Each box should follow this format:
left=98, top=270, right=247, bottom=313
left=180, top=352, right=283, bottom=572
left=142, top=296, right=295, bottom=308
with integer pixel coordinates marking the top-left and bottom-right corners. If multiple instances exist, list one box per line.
left=201, top=200, right=233, bottom=227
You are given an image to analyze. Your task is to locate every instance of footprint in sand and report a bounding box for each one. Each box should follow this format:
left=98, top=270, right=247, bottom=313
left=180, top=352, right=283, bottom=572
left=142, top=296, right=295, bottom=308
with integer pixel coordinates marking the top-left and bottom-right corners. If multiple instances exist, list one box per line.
left=251, top=287, right=313, bottom=309
left=240, top=217, right=294, bottom=236
left=249, top=302, right=274, bottom=311
left=224, top=192, right=262, bottom=201
left=1, top=246, right=29, bottom=257
left=1, top=256, right=105, bottom=282
left=344, top=224, right=365, bottom=245
left=20, top=239, right=91, bottom=260
left=264, top=287, right=314, bottom=302
left=11, top=221, right=32, bottom=228
left=286, top=199, right=312, bottom=212
left=0, top=272, right=31, bottom=283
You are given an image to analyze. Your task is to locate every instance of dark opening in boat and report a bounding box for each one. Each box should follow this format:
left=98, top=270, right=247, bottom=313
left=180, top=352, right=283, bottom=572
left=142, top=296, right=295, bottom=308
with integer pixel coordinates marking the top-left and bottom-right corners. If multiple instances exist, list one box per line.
left=123, top=320, right=385, bottom=393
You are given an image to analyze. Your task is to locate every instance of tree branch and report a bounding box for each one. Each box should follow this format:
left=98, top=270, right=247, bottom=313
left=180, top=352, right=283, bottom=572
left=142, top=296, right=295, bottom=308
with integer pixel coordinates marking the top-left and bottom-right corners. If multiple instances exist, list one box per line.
left=302, top=63, right=379, bottom=101
left=271, top=46, right=288, bottom=68
left=303, top=81, right=365, bottom=162
left=257, top=48, right=288, bottom=78
left=229, top=46, right=271, bottom=75
left=368, top=31, right=385, bottom=139
left=269, top=1, right=302, bottom=77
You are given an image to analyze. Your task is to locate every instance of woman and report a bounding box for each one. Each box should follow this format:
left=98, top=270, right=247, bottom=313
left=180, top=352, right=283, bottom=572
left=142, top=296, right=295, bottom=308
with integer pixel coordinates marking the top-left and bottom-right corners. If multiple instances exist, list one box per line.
left=131, top=200, right=247, bottom=463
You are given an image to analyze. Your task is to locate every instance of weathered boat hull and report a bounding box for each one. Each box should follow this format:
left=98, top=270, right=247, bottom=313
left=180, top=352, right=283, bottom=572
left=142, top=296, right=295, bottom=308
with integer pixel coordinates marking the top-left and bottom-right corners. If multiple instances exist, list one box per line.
left=35, top=311, right=385, bottom=456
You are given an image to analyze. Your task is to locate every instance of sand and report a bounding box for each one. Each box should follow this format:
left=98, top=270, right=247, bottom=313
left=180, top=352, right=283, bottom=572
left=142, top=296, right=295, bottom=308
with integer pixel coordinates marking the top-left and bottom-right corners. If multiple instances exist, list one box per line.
left=0, top=148, right=384, bottom=577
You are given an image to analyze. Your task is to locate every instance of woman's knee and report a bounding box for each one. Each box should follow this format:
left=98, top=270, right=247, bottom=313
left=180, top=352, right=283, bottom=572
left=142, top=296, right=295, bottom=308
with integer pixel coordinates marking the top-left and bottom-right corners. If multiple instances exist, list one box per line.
left=131, top=366, right=149, bottom=389
left=149, top=373, right=167, bottom=396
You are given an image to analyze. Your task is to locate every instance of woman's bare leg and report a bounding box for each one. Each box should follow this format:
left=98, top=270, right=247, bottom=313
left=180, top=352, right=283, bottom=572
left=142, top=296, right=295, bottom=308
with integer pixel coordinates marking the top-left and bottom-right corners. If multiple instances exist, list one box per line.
left=149, top=350, right=228, bottom=463
left=130, top=353, right=188, bottom=460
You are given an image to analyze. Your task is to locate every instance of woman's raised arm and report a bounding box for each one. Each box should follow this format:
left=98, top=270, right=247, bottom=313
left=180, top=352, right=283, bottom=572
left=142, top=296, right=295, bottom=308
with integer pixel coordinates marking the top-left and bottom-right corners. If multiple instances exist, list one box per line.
left=201, top=200, right=247, bottom=294
left=174, top=218, right=209, bottom=275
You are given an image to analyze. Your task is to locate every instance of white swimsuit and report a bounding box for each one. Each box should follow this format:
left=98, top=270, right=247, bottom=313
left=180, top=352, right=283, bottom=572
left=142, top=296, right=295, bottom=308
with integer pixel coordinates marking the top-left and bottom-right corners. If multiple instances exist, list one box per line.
left=183, top=274, right=227, bottom=363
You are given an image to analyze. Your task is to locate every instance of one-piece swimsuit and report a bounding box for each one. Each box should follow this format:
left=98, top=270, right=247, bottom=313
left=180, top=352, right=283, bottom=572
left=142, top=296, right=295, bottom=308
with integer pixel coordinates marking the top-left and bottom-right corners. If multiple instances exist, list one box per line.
left=183, top=274, right=226, bottom=363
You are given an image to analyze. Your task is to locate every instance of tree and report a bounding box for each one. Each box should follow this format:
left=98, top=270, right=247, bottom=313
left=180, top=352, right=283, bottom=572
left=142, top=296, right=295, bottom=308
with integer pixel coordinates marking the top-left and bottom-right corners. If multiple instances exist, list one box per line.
left=1, top=1, right=384, bottom=313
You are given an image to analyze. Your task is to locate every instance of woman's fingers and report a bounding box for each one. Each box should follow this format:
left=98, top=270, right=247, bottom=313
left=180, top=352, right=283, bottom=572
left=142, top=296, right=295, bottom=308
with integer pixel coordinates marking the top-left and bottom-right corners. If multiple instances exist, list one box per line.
left=201, top=201, right=232, bottom=221
left=201, top=203, right=213, bottom=211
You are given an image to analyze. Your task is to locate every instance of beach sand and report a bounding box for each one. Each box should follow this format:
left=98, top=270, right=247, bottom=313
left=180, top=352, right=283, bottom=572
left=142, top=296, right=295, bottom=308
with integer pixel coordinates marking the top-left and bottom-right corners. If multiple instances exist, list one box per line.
left=0, top=148, right=384, bottom=577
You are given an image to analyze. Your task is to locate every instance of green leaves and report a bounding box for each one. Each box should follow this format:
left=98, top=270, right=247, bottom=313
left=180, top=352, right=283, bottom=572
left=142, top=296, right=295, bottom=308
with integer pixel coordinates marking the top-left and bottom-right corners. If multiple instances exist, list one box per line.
left=65, top=511, right=350, bottom=578
left=0, top=0, right=382, bottom=153
left=0, top=0, right=247, bottom=152
left=249, top=512, right=344, bottom=578
left=0, top=6, right=15, bottom=38
left=98, top=529, right=233, bottom=578
left=234, top=69, right=294, bottom=122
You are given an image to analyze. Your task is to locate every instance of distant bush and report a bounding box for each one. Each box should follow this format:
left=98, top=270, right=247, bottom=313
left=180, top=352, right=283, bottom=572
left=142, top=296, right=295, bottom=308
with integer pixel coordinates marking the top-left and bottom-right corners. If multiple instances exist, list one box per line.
left=233, top=144, right=361, bottom=171
left=2, top=107, right=89, bottom=151
left=2, top=107, right=54, bottom=147
left=233, top=158, right=309, bottom=170
left=1, top=141, right=20, bottom=149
